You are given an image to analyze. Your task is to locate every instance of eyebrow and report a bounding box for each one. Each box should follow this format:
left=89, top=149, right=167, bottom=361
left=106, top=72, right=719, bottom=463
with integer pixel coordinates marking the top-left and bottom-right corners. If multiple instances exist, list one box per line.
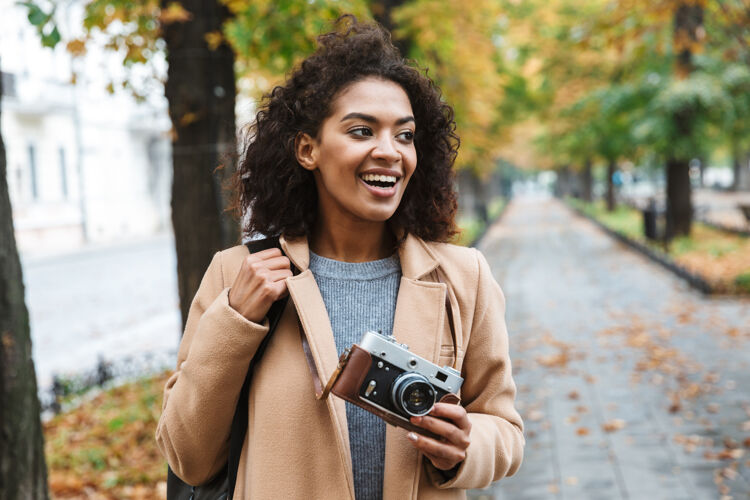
left=340, top=112, right=415, bottom=126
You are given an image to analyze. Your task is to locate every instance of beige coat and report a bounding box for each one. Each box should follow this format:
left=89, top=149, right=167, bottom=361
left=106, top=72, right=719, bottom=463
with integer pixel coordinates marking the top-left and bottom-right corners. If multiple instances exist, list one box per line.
left=156, top=233, right=524, bottom=499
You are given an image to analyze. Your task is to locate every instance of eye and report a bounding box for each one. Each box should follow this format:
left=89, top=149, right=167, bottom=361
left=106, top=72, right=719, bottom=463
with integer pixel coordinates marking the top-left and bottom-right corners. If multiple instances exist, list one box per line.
left=349, top=127, right=373, bottom=137
left=397, top=130, right=415, bottom=142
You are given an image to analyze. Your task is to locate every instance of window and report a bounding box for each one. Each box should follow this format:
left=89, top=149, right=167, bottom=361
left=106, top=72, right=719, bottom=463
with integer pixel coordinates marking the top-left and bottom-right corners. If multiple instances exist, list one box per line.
left=1, top=72, right=16, bottom=98
left=59, top=147, right=68, bottom=199
left=28, top=144, right=38, bottom=200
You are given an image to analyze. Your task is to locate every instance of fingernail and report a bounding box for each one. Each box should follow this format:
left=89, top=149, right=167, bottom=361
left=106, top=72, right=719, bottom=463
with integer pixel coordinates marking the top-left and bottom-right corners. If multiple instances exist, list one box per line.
left=407, top=432, right=418, bottom=442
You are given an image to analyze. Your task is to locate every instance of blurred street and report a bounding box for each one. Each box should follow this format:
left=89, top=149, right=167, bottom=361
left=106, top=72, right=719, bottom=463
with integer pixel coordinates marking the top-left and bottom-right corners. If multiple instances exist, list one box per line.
left=471, top=195, right=750, bottom=500
left=22, top=234, right=180, bottom=393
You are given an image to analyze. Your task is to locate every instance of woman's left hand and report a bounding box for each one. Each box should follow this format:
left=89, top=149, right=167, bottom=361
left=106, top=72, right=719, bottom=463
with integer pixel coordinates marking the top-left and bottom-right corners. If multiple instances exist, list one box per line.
left=407, top=403, right=471, bottom=471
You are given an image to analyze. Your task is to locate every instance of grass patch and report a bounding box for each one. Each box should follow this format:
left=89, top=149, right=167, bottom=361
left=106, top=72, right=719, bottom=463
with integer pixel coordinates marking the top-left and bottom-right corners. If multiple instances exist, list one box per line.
left=454, top=197, right=508, bottom=247
left=567, top=198, right=643, bottom=239
left=488, top=198, right=508, bottom=221
left=44, top=371, right=171, bottom=499
left=568, top=198, right=750, bottom=294
left=454, top=217, right=485, bottom=247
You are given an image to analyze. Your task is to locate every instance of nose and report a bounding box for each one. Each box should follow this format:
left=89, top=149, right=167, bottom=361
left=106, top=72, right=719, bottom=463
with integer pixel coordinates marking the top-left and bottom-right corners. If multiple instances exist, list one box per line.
left=371, top=135, right=401, bottom=163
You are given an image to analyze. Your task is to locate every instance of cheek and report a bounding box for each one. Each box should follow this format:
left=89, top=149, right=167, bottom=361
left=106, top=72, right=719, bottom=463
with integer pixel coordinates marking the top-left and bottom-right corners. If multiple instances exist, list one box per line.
left=404, top=149, right=418, bottom=181
left=320, top=141, right=365, bottom=173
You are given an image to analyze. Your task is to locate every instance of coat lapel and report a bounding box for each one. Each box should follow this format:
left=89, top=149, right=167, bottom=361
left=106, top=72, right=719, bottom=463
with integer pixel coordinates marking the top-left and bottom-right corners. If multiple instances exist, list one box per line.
left=281, top=233, right=449, bottom=500
left=281, top=235, right=356, bottom=499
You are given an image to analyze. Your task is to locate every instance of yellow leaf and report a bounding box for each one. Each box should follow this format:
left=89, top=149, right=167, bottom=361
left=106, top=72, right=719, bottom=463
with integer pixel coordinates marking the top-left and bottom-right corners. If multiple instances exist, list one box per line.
left=179, top=112, right=199, bottom=126
left=66, top=39, right=87, bottom=57
left=204, top=31, right=223, bottom=51
left=159, top=2, right=192, bottom=25
left=602, top=419, right=626, bottom=432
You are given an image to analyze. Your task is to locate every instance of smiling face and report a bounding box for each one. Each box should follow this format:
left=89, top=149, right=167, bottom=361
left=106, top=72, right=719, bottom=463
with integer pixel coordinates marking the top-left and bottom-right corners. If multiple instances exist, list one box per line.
left=296, top=77, right=417, bottom=230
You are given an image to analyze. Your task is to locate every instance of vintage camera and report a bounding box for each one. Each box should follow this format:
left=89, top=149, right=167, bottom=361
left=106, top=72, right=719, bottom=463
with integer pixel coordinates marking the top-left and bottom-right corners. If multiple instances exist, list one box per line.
left=326, top=331, right=463, bottom=435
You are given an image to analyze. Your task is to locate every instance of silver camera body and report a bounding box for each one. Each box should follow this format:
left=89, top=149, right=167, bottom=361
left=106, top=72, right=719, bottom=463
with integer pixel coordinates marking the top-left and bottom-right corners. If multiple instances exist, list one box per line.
left=356, top=331, right=463, bottom=420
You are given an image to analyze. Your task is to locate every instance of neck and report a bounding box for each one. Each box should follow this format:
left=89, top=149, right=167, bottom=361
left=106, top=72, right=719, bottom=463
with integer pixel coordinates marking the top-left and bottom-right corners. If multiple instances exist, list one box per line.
left=310, top=216, right=395, bottom=263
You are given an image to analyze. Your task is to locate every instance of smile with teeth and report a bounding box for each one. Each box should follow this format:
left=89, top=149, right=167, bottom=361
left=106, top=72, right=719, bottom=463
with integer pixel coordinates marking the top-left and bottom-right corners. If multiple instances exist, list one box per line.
left=360, top=173, right=398, bottom=189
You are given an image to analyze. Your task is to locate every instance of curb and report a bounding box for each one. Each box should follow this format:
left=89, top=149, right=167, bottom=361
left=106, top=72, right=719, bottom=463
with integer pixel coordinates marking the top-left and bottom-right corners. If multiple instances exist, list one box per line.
left=566, top=203, right=716, bottom=295
left=471, top=199, right=511, bottom=249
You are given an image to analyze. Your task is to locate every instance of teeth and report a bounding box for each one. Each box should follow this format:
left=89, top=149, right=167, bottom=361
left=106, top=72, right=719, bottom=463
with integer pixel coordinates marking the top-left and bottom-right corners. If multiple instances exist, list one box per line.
left=361, top=174, right=398, bottom=183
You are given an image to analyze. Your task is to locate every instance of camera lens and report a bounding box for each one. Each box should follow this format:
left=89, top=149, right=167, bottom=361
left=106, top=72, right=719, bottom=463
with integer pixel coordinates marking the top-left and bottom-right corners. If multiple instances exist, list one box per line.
left=391, top=373, right=436, bottom=417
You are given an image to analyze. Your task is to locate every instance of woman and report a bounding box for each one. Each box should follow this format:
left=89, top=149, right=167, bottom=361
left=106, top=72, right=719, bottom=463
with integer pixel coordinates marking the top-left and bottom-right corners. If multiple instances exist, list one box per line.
left=156, top=17, right=523, bottom=500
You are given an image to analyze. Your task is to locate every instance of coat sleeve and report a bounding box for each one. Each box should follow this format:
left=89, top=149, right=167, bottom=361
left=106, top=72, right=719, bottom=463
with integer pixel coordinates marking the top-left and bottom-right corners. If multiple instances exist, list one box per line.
left=426, top=248, right=524, bottom=489
left=155, top=250, right=270, bottom=485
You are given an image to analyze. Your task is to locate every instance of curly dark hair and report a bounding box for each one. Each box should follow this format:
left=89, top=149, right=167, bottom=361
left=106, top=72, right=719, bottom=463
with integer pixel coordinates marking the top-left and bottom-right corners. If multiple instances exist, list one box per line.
left=233, top=15, right=459, bottom=243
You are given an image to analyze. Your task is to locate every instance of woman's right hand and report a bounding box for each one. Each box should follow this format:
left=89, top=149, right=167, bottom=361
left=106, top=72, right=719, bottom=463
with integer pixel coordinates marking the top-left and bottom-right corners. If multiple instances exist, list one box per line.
left=228, top=248, right=293, bottom=323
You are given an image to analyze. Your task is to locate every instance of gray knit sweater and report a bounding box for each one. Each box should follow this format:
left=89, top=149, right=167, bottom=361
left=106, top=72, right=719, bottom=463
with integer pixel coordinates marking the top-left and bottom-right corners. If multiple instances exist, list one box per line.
left=308, top=250, right=402, bottom=500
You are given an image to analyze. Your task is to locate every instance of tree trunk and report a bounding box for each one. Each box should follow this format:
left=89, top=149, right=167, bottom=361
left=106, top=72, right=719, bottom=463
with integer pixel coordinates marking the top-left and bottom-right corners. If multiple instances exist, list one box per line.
left=665, top=2, right=702, bottom=235
left=666, top=158, right=693, bottom=237
left=733, top=154, right=741, bottom=191
left=161, top=0, right=240, bottom=331
left=606, top=160, right=616, bottom=212
left=0, top=56, right=49, bottom=500
left=674, top=3, right=703, bottom=78
left=556, top=164, right=571, bottom=198
left=582, top=158, right=593, bottom=202
left=732, top=148, right=750, bottom=191
left=470, top=171, right=489, bottom=225
left=740, top=152, right=750, bottom=190
left=370, top=0, right=410, bottom=56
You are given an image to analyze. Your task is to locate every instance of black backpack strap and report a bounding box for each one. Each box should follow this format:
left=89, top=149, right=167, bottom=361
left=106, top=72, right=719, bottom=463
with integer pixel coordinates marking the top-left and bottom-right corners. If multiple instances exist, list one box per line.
left=226, top=236, right=292, bottom=499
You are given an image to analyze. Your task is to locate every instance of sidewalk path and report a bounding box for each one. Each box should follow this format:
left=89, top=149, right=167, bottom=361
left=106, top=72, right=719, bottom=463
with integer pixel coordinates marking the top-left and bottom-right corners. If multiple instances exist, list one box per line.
left=22, top=233, right=180, bottom=393
left=694, top=188, right=750, bottom=231
left=469, top=195, right=750, bottom=500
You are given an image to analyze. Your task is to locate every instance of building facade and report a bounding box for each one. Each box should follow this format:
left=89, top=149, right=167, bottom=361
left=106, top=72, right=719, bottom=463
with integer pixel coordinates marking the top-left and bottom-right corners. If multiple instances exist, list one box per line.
left=1, top=1, right=172, bottom=256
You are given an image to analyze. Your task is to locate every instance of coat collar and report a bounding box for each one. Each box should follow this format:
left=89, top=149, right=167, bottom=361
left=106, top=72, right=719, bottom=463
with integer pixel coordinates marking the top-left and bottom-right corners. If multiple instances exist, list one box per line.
left=280, top=231, right=440, bottom=280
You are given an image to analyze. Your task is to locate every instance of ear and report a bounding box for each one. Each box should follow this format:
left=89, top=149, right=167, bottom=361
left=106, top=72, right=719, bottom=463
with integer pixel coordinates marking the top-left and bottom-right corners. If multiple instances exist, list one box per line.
left=295, top=132, right=318, bottom=171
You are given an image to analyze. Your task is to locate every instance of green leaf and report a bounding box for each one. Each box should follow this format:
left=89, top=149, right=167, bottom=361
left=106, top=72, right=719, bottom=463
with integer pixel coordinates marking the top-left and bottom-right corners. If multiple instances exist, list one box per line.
left=24, top=3, right=48, bottom=26
left=41, top=25, right=61, bottom=48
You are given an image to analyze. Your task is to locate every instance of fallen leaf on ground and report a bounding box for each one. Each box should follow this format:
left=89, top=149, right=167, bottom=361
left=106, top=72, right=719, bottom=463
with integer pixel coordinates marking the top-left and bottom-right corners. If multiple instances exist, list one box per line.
left=602, top=419, right=626, bottom=433
left=527, top=410, right=544, bottom=422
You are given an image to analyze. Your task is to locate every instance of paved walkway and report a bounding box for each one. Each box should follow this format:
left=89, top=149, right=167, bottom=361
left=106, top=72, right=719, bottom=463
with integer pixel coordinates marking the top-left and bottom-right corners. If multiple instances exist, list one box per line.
left=469, top=195, right=750, bottom=500
left=694, top=188, right=750, bottom=231
left=22, top=233, right=179, bottom=393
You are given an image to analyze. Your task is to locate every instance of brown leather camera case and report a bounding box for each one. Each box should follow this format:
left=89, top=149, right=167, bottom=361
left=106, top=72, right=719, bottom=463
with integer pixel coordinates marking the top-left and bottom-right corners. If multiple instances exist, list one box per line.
left=329, top=344, right=461, bottom=440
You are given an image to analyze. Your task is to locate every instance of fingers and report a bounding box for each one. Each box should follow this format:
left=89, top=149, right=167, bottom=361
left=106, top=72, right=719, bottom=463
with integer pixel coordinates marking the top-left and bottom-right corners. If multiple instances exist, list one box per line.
left=259, top=255, right=292, bottom=271
left=407, top=432, right=466, bottom=470
left=245, top=252, right=291, bottom=272
left=428, top=403, right=472, bottom=432
left=248, top=247, right=282, bottom=260
left=409, top=414, right=470, bottom=449
left=228, top=249, right=292, bottom=323
left=267, top=268, right=293, bottom=283
left=407, top=403, right=471, bottom=471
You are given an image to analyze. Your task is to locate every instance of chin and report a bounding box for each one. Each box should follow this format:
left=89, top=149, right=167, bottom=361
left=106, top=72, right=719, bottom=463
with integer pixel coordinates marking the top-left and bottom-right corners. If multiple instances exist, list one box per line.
left=361, top=204, right=401, bottom=222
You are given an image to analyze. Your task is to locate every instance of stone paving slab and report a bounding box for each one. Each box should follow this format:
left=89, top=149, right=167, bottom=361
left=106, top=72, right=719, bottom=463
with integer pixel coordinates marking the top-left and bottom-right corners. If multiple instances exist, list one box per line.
left=468, top=195, right=750, bottom=500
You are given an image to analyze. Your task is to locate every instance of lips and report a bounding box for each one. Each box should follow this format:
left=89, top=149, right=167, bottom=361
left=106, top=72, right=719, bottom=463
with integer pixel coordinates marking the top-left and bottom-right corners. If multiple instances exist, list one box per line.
left=356, top=167, right=403, bottom=199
